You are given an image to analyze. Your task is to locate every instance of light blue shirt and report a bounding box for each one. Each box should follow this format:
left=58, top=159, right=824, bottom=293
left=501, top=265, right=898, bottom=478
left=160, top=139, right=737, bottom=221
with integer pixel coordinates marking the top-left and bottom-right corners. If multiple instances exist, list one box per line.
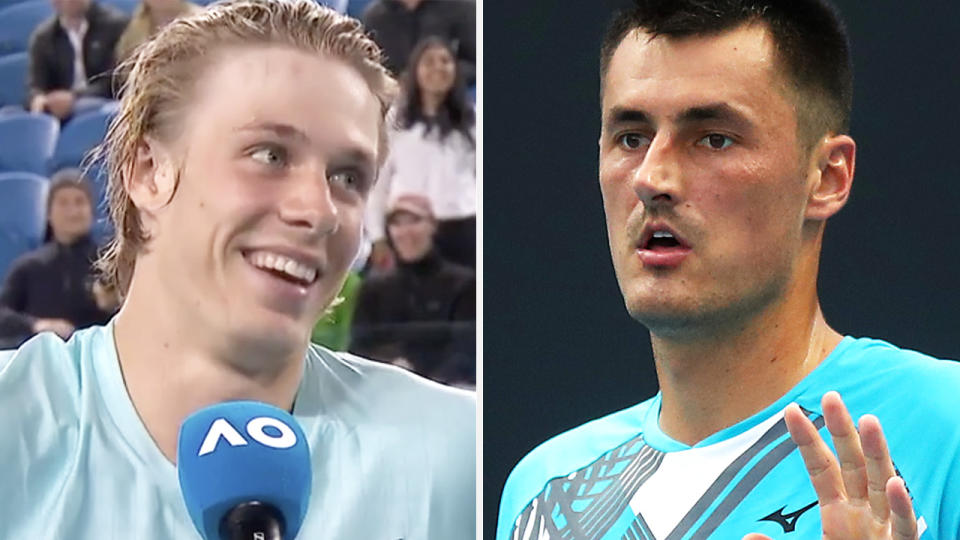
left=497, top=337, right=960, bottom=540
left=0, top=321, right=475, bottom=539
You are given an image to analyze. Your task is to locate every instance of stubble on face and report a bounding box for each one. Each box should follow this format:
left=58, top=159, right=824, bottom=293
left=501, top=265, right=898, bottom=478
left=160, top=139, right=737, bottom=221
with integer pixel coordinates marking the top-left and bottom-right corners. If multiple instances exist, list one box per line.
left=598, top=24, right=813, bottom=341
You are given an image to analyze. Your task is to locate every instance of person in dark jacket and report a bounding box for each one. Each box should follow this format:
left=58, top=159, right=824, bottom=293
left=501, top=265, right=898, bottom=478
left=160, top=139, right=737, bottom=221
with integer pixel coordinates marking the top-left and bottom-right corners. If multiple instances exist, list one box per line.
left=362, top=0, right=475, bottom=85
left=0, top=169, right=115, bottom=348
left=351, top=193, right=475, bottom=385
left=27, top=0, right=129, bottom=120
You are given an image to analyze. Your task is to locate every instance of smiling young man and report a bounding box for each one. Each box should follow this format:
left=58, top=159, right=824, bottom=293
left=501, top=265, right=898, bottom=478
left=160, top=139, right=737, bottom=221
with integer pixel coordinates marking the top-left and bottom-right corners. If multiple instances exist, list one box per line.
left=497, top=1, right=960, bottom=539
left=0, top=1, right=474, bottom=538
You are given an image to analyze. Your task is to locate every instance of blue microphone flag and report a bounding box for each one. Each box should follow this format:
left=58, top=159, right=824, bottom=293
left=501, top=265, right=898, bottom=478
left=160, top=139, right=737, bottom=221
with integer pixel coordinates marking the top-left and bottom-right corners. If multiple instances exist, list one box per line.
left=177, top=400, right=312, bottom=540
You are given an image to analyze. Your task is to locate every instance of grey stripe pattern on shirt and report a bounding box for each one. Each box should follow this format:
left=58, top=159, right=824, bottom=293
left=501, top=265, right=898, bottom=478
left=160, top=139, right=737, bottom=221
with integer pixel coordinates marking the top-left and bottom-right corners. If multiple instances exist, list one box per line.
left=512, top=435, right=665, bottom=540
left=687, top=414, right=826, bottom=539
left=664, top=408, right=823, bottom=540
left=623, top=510, right=657, bottom=540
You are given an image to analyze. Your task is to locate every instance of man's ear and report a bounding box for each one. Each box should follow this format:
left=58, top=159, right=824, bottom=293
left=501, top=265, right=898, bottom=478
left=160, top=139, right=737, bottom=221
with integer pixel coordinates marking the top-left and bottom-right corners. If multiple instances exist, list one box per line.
left=126, top=137, right=179, bottom=221
left=805, top=134, right=856, bottom=221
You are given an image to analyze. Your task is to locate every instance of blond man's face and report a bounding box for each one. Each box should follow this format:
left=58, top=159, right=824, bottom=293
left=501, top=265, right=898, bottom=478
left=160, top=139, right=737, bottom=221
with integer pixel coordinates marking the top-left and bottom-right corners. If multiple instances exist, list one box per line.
left=142, top=45, right=381, bottom=351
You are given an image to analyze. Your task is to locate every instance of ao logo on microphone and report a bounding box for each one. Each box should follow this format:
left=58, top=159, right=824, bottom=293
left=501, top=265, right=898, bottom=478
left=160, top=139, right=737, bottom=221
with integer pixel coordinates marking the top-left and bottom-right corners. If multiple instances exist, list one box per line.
left=197, top=416, right=298, bottom=456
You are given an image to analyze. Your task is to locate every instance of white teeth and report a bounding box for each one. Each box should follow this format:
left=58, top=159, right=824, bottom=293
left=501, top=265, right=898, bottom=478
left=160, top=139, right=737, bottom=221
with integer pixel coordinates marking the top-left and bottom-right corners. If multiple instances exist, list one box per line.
left=652, top=231, right=674, bottom=238
left=248, top=251, right=318, bottom=284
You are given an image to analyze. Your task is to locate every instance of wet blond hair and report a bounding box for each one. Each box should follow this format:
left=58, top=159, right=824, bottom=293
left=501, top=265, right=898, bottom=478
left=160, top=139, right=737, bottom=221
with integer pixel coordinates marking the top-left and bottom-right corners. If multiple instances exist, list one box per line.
left=94, top=0, right=396, bottom=298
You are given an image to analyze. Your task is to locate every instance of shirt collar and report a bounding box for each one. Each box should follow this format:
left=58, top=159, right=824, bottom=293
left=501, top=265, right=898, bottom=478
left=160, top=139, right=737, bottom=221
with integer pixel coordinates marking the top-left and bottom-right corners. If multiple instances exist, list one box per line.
left=58, top=15, right=89, bottom=37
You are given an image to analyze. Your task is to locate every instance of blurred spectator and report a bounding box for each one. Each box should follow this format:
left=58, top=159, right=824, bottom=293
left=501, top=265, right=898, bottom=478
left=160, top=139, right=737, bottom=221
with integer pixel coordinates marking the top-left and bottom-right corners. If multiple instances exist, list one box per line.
left=362, top=0, right=475, bottom=84
left=367, top=36, right=475, bottom=270
left=351, top=194, right=475, bottom=385
left=0, top=169, right=117, bottom=348
left=27, top=0, right=128, bottom=120
left=114, top=0, right=202, bottom=63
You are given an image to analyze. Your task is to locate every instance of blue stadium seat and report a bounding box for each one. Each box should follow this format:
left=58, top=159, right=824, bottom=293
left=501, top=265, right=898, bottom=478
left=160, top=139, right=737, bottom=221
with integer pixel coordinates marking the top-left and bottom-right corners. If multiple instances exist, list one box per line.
left=316, top=0, right=346, bottom=13
left=0, top=113, right=59, bottom=175
left=0, top=1, right=54, bottom=56
left=0, top=52, right=29, bottom=108
left=0, top=104, right=27, bottom=117
left=0, top=172, right=49, bottom=281
left=72, top=95, right=111, bottom=117
left=79, top=161, right=114, bottom=245
left=99, top=0, right=138, bottom=14
left=346, top=0, right=373, bottom=18
left=0, top=0, right=34, bottom=9
left=49, top=108, right=114, bottom=173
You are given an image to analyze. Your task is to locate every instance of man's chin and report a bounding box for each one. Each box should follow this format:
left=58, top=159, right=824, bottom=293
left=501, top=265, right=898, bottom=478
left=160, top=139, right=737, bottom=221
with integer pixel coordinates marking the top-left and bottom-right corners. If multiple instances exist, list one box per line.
left=625, top=298, right=711, bottom=337
left=236, top=312, right=312, bottom=350
left=223, top=321, right=312, bottom=373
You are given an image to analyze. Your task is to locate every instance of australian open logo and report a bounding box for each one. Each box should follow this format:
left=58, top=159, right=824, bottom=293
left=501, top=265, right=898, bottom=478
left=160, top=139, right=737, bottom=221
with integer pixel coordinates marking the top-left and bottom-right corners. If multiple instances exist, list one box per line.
left=197, top=416, right=298, bottom=456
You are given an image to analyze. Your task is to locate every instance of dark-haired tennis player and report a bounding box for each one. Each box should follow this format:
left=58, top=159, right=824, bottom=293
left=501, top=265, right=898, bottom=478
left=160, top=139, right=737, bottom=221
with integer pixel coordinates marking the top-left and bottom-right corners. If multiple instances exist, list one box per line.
left=498, top=2, right=960, bottom=539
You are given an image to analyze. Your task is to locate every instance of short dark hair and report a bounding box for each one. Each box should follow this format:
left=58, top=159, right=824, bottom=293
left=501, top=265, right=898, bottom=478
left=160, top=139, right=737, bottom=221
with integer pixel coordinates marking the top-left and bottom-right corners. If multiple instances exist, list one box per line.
left=48, top=168, right=94, bottom=213
left=600, top=0, right=853, bottom=148
left=44, top=168, right=95, bottom=243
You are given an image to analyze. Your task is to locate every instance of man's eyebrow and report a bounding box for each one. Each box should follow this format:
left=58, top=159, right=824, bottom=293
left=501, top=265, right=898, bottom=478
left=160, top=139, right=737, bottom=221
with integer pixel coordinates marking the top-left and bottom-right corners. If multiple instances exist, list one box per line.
left=236, top=121, right=378, bottom=167
left=676, top=103, right=749, bottom=126
left=235, top=121, right=310, bottom=143
left=604, top=103, right=751, bottom=129
left=334, top=147, right=378, bottom=171
left=605, top=107, right=652, bottom=127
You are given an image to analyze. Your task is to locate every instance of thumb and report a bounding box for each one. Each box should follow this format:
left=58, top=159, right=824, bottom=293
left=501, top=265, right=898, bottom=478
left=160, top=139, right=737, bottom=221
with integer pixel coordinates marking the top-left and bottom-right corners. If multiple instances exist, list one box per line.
left=743, top=535, right=772, bottom=540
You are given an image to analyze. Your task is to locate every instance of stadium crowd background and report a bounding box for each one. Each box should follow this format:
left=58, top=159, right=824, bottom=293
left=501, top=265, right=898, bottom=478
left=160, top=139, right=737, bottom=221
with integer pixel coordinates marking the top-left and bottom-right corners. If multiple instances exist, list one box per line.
left=0, top=0, right=476, bottom=387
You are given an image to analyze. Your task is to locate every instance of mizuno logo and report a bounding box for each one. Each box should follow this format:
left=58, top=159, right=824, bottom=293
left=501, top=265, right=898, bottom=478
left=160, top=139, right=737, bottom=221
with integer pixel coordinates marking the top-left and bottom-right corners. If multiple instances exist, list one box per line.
left=759, top=501, right=818, bottom=533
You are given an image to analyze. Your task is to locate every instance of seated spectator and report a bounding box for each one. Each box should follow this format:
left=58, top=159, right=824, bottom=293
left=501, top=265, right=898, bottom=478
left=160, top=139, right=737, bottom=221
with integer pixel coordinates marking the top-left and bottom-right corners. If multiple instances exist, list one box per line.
left=362, top=0, right=475, bottom=84
left=0, top=169, right=117, bottom=348
left=114, top=0, right=203, bottom=63
left=351, top=194, right=475, bottom=386
left=27, top=0, right=129, bottom=121
left=367, top=36, right=476, bottom=269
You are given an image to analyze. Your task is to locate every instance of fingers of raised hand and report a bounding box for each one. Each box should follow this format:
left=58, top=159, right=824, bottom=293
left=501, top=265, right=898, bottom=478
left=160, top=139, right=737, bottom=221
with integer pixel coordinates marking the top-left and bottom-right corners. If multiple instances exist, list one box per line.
left=784, top=402, right=845, bottom=504
left=822, top=391, right=869, bottom=502
left=741, top=534, right=772, bottom=540
left=859, top=414, right=898, bottom=524
left=886, top=475, right=918, bottom=540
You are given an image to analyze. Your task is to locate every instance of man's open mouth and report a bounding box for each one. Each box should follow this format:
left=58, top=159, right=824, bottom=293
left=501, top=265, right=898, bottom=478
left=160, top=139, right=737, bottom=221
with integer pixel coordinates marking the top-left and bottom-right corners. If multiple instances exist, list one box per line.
left=243, top=250, right=318, bottom=287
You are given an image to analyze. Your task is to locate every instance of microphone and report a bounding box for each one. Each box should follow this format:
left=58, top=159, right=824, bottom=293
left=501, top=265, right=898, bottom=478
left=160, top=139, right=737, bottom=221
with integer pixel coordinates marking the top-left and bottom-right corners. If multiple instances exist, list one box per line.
left=177, top=401, right=312, bottom=540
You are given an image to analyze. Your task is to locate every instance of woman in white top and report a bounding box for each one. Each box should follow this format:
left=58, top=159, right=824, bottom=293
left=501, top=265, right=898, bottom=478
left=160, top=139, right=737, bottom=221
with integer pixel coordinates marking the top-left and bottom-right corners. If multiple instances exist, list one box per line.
left=367, top=36, right=476, bottom=269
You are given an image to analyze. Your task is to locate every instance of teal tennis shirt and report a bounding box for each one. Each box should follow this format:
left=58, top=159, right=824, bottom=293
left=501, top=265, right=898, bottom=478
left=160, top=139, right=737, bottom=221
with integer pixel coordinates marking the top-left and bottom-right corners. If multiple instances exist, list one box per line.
left=0, top=321, right=475, bottom=539
left=497, top=337, right=960, bottom=540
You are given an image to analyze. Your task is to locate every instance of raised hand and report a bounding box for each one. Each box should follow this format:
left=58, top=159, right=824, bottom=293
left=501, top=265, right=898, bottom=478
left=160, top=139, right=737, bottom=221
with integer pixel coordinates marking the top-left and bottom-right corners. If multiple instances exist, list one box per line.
left=743, top=391, right=918, bottom=540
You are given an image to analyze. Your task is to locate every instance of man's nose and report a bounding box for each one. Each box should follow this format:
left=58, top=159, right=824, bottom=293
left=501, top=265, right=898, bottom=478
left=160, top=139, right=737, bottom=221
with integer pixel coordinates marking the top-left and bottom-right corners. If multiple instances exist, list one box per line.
left=278, top=170, right=340, bottom=236
left=631, top=134, right=682, bottom=208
